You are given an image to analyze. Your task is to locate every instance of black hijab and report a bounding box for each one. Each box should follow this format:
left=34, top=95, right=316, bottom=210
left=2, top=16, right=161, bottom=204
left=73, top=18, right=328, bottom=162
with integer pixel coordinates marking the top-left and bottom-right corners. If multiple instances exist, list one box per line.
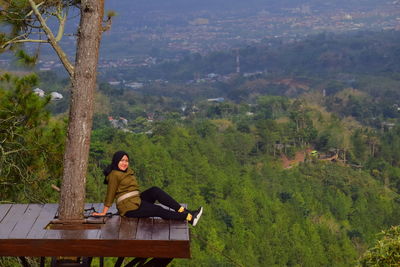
left=103, top=151, right=129, bottom=184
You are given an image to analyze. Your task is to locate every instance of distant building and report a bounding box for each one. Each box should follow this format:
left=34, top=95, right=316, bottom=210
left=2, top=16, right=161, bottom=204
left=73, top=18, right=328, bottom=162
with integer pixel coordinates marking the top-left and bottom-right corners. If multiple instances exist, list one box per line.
left=344, top=14, right=353, bottom=20
left=207, top=97, right=225, bottom=103
left=108, top=116, right=118, bottom=128
left=108, top=116, right=129, bottom=129
left=119, top=117, right=128, bottom=126
left=126, top=82, right=144, bottom=89
left=382, top=122, right=396, bottom=131
left=190, top=18, right=209, bottom=25
left=50, top=92, right=63, bottom=101
left=108, top=80, right=121, bottom=86
left=144, top=57, right=157, bottom=65
left=243, top=71, right=263, bottom=78
left=146, top=113, right=154, bottom=123
left=33, top=88, right=45, bottom=97
left=192, top=105, right=199, bottom=113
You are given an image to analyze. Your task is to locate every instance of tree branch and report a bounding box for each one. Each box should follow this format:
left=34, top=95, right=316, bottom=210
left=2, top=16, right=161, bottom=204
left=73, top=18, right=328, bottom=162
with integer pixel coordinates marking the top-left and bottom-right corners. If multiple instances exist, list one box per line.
left=3, top=38, right=48, bottom=47
left=54, top=7, right=67, bottom=42
left=25, top=1, right=45, bottom=17
left=25, top=21, right=45, bottom=29
left=27, top=0, right=74, bottom=77
left=1, top=33, right=29, bottom=48
left=4, top=148, right=25, bottom=156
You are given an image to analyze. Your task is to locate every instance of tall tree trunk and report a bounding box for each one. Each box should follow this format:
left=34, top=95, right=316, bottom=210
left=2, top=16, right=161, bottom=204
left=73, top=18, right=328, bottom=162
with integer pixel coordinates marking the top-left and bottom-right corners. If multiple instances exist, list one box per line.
left=58, top=0, right=104, bottom=221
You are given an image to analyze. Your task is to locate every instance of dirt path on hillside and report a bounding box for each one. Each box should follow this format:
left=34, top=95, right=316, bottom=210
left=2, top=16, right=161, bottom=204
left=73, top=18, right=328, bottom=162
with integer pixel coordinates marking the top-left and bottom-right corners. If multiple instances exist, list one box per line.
left=281, top=148, right=312, bottom=169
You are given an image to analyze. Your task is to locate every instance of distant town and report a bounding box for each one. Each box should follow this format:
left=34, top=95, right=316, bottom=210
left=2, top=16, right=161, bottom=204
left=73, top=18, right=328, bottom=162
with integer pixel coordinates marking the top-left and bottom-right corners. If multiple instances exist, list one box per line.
left=1, top=1, right=399, bottom=76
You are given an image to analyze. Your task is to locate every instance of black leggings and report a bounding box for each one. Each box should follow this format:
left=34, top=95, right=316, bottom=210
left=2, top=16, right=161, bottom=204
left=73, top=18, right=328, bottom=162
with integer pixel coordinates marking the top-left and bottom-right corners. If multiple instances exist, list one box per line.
left=124, top=186, right=187, bottom=220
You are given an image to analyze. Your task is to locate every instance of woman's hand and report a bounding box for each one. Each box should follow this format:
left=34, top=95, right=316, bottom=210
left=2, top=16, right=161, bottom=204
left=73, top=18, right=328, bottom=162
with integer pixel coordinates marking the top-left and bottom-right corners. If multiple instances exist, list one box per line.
left=92, top=206, right=109, bottom=216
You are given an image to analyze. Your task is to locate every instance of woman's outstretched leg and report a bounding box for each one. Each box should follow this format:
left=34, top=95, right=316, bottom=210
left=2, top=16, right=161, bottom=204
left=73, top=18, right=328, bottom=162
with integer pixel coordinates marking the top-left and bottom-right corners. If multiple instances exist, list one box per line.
left=140, top=186, right=182, bottom=211
left=138, top=186, right=203, bottom=226
left=125, top=200, right=187, bottom=220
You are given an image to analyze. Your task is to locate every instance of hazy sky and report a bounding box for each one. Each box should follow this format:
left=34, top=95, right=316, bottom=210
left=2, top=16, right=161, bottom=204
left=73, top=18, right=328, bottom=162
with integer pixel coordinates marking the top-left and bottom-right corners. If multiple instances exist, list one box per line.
left=105, top=0, right=390, bottom=12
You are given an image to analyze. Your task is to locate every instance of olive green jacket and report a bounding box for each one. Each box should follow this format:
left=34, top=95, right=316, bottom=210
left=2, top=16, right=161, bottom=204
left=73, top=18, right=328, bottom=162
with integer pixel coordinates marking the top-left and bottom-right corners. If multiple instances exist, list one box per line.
left=104, top=168, right=141, bottom=215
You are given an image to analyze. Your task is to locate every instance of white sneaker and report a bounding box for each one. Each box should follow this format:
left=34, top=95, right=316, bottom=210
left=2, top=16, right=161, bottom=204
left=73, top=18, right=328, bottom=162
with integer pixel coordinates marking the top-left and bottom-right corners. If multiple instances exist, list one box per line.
left=190, top=207, right=203, bottom=226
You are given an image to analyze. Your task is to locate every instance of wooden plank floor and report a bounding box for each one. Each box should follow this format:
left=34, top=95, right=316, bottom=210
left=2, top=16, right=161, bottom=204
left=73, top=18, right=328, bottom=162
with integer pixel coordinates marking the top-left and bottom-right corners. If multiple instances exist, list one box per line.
left=0, top=204, right=190, bottom=258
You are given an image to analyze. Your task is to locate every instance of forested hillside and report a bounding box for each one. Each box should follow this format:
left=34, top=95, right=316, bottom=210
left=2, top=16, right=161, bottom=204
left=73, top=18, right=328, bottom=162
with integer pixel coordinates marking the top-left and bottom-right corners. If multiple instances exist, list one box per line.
left=85, top=118, right=400, bottom=266
left=2, top=30, right=400, bottom=266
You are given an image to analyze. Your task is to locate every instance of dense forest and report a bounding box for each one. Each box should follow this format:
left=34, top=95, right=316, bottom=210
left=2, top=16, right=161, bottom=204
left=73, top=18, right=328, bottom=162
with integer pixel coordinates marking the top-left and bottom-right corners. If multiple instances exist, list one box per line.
left=2, top=30, right=400, bottom=266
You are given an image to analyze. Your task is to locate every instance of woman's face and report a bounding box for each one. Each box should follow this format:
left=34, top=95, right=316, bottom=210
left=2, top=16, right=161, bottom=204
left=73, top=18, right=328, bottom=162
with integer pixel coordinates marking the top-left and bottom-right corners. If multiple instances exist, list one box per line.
left=118, top=155, right=129, bottom=171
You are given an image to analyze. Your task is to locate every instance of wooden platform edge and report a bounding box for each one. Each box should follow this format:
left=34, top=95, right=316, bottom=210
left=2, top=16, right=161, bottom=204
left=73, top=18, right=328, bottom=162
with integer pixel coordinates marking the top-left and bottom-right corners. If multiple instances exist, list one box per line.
left=0, top=239, right=191, bottom=258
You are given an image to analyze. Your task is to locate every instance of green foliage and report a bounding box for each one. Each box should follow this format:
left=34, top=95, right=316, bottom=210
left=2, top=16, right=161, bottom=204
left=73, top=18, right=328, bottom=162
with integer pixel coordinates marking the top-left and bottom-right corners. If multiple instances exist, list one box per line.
left=0, top=73, right=65, bottom=203
left=15, top=50, right=37, bottom=67
left=86, top=113, right=400, bottom=266
left=0, top=0, right=76, bottom=52
left=3, top=27, right=400, bottom=266
left=106, top=10, right=117, bottom=18
left=255, top=95, right=289, bottom=119
left=359, top=226, right=400, bottom=267
left=1, top=71, right=400, bottom=265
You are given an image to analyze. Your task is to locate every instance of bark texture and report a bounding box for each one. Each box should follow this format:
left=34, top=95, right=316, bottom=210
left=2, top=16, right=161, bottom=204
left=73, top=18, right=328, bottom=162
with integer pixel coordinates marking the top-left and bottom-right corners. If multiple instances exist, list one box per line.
left=58, top=0, right=104, bottom=221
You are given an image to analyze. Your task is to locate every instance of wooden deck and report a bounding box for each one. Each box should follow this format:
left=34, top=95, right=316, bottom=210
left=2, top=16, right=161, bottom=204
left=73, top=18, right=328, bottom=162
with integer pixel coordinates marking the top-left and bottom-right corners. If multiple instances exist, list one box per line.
left=0, top=203, right=190, bottom=259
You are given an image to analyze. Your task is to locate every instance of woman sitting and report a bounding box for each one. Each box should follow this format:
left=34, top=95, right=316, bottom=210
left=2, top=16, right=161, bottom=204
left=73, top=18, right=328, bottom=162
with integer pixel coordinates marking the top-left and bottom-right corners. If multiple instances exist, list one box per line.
left=92, top=151, right=203, bottom=226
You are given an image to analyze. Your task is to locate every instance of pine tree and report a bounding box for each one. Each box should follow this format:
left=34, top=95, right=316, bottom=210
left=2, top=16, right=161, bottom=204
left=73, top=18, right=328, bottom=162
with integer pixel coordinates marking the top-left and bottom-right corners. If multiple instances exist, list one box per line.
left=0, top=0, right=109, bottom=220
left=0, top=73, right=65, bottom=203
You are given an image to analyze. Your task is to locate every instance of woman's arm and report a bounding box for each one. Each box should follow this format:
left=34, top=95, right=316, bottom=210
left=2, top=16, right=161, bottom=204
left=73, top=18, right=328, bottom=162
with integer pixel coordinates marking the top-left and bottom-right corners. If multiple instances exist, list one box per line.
left=92, top=173, right=118, bottom=216
left=92, top=205, right=109, bottom=216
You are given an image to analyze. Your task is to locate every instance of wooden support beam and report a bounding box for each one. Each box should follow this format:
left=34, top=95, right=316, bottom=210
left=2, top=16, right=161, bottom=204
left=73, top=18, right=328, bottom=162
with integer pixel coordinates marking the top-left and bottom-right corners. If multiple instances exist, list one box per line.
left=124, top=257, right=147, bottom=267
left=142, top=258, right=173, bottom=267
left=114, top=257, right=124, bottom=267
left=18, top=257, right=30, bottom=267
